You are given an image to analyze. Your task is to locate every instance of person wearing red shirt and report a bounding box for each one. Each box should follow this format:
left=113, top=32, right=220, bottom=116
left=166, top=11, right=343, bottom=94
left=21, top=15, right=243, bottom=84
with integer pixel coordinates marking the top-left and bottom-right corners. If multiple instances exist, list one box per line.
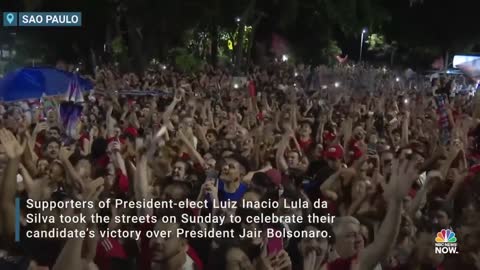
left=298, top=121, right=314, bottom=154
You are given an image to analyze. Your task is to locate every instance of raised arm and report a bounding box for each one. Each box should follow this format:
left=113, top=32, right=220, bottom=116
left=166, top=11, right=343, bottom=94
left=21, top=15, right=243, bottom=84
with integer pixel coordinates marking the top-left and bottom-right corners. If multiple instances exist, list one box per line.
left=106, top=104, right=115, bottom=138
left=401, top=111, right=410, bottom=146
left=359, top=157, right=419, bottom=270
left=408, top=171, right=440, bottom=218
left=0, top=129, right=26, bottom=243
left=59, top=147, right=85, bottom=193
left=135, top=143, right=153, bottom=216
left=19, top=163, right=43, bottom=201
left=276, top=132, right=291, bottom=173
left=178, top=129, right=206, bottom=168
left=52, top=237, right=84, bottom=270
left=163, top=90, right=182, bottom=130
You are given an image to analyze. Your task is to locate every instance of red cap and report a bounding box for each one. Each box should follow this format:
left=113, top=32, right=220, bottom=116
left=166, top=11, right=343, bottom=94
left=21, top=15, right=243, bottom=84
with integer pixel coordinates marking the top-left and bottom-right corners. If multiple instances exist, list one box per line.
left=124, top=126, right=138, bottom=137
left=325, top=145, right=344, bottom=160
left=266, top=169, right=282, bottom=186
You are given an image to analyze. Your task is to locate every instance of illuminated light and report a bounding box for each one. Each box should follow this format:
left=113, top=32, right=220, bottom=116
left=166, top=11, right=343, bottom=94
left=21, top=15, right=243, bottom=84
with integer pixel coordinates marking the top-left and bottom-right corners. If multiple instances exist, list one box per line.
left=404, top=98, right=409, bottom=104
left=294, top=72, right=298, bottom=76
left=161, top=65, right=167, bottom=70
left=235, top=17, right=241, bottom=23
left=334, top=82, right=340, bottom=88
left=234, top=83, right=239, bottom=89
left=321, top=85, right=328, bottom=89
left=396, top=77, right=400, bottom=82
left=282, top=54, right=289, bottom=62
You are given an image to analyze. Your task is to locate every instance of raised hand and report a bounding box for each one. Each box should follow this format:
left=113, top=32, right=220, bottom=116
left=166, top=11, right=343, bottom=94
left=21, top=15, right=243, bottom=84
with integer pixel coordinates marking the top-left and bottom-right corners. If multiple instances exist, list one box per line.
left=0, top=128, right=26, bottom=159
left=59, top=146, right=75, bottom=161
left=270, top=250, right=292, bottom=270
left=384, top=157, right=419, bottom=201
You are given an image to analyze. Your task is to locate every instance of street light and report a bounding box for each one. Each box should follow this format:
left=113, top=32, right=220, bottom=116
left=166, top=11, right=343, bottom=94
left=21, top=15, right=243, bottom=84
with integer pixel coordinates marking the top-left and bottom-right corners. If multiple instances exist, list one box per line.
left=359, top=28, right=367, bottom=62
left=282, top=54, right=289, bottom=62
left=235, top=17, right=241, bottom=23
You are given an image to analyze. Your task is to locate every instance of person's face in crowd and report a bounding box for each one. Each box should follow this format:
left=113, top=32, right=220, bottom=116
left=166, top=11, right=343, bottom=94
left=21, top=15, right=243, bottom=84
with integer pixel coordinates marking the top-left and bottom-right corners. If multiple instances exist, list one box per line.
left=298, top=226, right=330, bottom=263
left=161, top=185, right=187, bottom=201
left=75, top=159, right=91, bottom=179
left=182, top=117, right=194, bottom=131
left=225, top=247, right=254, bottom=270
left=204, top=158, right=217, bottom=172
left=113, top=126, right=122, bottom=137
left=287, top=151, right=300, bottom=168
left=241, top=136, right=254, bottom=154
left=151, top=112, right=159, bottom=124
left=314, top=144, right=324, bottom=159
left=221, top=159, right=241, bottom=182
left=392, top=132, right=401, bottom=146
left=92, top=106, right=100, bottom=116
left=171, top=115, right=179, bottom=126
left=206, top=131, right=217, bottom=144
left=89, top=114, right=97, bottom=125
left=47, top=110, right=57, bottom=124
left=37, top=159, right=49, bottom=176
left=353, top=126, right=366, bottom=141
left=326, top=157, right=341, bottom=171
left=381, top=152, right=394, bottom=175
left=368, top=134, right=378, bottom=145
left=242, top=190, right=261, bottom=205
left=399, top=215, right=416, bottom=238
left=460, top=201, right=479, bottom=226
left=334, top=222, right=365, bottom=258
left=47, top=128, right=60, bottom=140
left=172, top=161, right=187, bottom=181
left=299, top=123, right=312, bottom=137
left=150, top=222, right=187, bottom=269
left=218, top=110, right=228, bottom=121
left=48, top=162, right=65, bottom=182
left=4, top=108, right=22, bottom=131
left=45, top=141, right=60, bottom=160
left=430, top=209, right=451, bottom=230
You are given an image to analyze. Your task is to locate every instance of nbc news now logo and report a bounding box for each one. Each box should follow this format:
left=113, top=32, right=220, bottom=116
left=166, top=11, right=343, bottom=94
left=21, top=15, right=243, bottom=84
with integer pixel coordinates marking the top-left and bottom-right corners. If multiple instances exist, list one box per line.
left=435, top=229, right=458, bottom=254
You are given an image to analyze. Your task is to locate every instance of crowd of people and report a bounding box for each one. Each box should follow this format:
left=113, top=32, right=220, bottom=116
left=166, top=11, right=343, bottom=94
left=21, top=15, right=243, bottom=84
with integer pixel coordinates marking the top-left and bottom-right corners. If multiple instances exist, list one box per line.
left=0, top=61, right=480, bottom=270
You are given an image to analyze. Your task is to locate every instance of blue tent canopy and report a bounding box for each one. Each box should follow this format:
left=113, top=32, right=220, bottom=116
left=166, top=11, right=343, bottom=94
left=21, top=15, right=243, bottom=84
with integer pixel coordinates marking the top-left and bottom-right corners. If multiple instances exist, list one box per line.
left=0, top=67, right=93, bottom=102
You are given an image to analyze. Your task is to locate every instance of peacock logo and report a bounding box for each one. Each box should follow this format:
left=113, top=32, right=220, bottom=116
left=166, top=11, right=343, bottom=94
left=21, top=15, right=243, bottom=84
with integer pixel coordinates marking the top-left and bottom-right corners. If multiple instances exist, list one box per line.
left=435, top=229, right=457, bottom=243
